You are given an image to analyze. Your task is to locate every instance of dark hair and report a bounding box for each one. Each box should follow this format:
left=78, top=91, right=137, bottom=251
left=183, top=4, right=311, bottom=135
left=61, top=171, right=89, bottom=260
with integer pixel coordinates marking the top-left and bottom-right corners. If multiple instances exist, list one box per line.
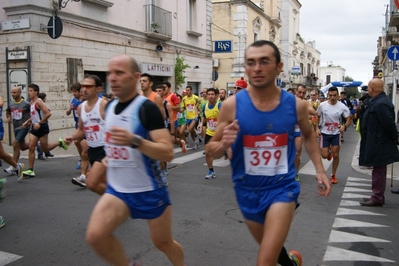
left=328, top=87, right=339, bottom=93
left=340, top=91, right=346, bottom=95
left=207, top=88, right=217, bottom=94
left=38, top=92, right=46, bottom=100
left=245, top=40, right=281, bottom=64
left=70, top=82, right=81, bottom=92
left=29, top=83, right=40, bottom=93
left=296, top=84, right=306, bottom=91
left=156, top=84, right=165, bottom=90
left=186, top=85, right=192, bottom=90
left=219, top=88, right=226, bottom=94
left=141, top=73, right=153, bottom=83
left=287, top=88, right=294, bottom=93
left=84, top=74, right=102, bottom=87
left=161, top=81, right=171, bottom=88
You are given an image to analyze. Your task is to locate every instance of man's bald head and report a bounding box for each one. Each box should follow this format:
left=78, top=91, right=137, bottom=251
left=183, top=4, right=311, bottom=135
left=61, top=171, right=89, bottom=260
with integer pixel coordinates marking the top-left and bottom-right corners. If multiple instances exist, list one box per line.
left=368, top=78, right=384, bottom=97
left=110, top=54, right=140, bottom=74
left=11, top=87, right=22, bottom=93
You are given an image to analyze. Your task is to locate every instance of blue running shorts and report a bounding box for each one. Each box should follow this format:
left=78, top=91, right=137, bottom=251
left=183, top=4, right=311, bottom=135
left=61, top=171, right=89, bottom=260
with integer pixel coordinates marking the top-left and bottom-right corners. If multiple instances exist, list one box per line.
left=234, top=179, right=300, bottom=224
left=320, top=133, right=340, bottom=148
left=105, top=184, right=171, bottom=219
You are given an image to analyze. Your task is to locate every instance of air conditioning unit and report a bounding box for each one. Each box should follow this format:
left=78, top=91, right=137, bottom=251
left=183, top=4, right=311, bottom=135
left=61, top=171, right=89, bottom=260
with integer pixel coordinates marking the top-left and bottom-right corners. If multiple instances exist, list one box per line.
left=212, top=59, right=220, bottom=68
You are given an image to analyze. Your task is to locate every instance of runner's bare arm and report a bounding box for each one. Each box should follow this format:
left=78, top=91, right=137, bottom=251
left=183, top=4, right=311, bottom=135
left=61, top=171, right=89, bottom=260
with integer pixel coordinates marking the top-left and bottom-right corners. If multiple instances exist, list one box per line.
left=206, top=96, right=237, bottom=159
left=65, top=105, right=85, bottom=143
left=297, top=98, right=331, bottom=196
left=99, top=99, right=108, bottom=120
left=36, top=100, right=51, bottom=123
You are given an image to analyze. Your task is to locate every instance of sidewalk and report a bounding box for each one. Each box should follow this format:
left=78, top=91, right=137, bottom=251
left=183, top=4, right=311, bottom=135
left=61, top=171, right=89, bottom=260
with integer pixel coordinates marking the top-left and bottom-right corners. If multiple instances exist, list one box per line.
left=351, top=139, right=399, bottom=183
left=2, top=142, right=80, bottom=160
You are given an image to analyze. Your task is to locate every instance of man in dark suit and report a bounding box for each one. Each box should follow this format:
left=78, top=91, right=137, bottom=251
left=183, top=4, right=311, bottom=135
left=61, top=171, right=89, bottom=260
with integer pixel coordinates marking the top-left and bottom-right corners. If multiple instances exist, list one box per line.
left=359, top=78, right=399, bottom=206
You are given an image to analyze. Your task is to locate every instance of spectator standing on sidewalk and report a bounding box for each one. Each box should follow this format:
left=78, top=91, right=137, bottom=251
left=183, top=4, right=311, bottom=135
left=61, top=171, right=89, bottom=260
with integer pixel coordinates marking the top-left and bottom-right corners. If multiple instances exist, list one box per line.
left=359, top=78, right=399, bottom=205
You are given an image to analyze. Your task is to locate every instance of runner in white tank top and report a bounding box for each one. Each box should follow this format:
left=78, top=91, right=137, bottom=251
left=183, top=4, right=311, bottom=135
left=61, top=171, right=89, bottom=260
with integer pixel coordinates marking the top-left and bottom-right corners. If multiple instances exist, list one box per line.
left=64, top=75, right=108, bottom=193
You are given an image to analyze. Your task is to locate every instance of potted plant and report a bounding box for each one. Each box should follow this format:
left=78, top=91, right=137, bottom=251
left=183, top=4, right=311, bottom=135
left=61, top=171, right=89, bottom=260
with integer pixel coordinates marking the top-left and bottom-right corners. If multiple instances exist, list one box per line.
left=151, top=22, right=160, bottom=33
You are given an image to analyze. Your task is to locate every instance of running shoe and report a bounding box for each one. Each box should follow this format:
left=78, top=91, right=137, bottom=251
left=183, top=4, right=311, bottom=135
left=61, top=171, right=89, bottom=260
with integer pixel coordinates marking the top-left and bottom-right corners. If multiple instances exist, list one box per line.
left=327, top=151, right=332, bottom=161
left=4, top=166, right=15, bottom=175
left=330, top=174, right=338, bottom=184
left=16, top=163, right=25, bottom=181
left=295, top=175, right=300, bottom=182
left=38, top=155, right=45, bottom=160
left=288, top=250, right=302, bottom=266
left=0, top=216, right=5, bottom=228
left=0, top=178, right=7, bottom=203
left=22, top=169, right=35, bottom=178
left=194, top=139, right=199, bottom=150
left=71, top=174, right=87, bottom=188
left=180, top=140, right=187, bottom=154
left=45, top=152, right=54, bottom=157
left=59, top=138, right=68, bottom=150
left=205, top=170, right=216, bottom=179
left=76, top=159, right=81, bottom=170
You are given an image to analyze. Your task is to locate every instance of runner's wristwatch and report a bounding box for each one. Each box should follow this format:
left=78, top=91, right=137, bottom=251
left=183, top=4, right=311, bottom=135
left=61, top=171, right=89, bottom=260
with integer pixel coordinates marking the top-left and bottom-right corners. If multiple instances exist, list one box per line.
left=131, top=135, right=143, bottom=149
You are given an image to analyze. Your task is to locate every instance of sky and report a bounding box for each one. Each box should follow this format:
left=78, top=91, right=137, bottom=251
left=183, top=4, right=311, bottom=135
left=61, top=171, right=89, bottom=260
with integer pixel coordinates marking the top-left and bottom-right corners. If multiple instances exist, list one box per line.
left=299, top=0, right=387, bottom=83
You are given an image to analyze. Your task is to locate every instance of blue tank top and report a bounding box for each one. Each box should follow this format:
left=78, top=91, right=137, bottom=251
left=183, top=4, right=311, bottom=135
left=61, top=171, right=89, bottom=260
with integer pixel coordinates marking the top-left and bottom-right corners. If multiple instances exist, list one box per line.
left=231, top=90, right=298, bottom=187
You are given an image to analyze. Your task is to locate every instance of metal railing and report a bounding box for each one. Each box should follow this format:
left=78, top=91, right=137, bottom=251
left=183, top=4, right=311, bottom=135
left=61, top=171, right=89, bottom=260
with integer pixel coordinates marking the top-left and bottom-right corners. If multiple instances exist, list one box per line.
left=144, top=4, right=172, bottom=38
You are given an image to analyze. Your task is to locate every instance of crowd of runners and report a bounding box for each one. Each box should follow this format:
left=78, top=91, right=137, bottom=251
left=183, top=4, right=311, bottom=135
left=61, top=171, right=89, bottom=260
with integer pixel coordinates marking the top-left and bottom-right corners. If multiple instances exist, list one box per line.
left=1, top=40, right=387, bottom=266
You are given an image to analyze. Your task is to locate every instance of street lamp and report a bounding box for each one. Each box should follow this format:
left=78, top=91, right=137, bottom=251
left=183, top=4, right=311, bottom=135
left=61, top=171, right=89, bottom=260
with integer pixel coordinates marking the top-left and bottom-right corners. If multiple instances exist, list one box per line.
left=57, top=0, right=80, bottom=9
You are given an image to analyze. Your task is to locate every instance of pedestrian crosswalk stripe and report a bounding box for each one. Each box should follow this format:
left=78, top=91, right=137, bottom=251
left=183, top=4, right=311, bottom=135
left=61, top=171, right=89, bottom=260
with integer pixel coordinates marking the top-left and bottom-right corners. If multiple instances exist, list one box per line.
left=343, top=187, right=371, bottom=193
left=0, top=251, right=22, bottom=265
left=337, top=207, right=385, bottom=216
left=332, top=217, right=388, bottom=228
left=339, top=199, right=362, bottom=206
left=347, top=176, right=370, bottom=182
left=298, top=158, right=331, bottom=175
left=345, top=181, right=370, bottom=187
left=323, top=246, right=394, bottom=262
left=342, top=192, right=371, bottom=199
left=328, top=230, right=390, bottom=243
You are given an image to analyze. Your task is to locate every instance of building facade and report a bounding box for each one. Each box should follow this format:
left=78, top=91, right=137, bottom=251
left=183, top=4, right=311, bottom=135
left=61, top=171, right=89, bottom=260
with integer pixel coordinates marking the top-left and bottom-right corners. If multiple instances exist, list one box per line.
left=211, top=0, right=282, bottom=91
left=319, top=63, right=346, bottom=86
left=1, top=0, right=212, bottom=143
left=279, top=0, right=321, bottom=91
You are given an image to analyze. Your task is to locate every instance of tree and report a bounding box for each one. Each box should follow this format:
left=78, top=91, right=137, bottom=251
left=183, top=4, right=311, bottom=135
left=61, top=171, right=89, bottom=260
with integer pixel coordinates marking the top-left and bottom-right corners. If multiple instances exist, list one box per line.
left=344, top=76, right=360, bottom=99
left=175, top=56, right=190, bottom=91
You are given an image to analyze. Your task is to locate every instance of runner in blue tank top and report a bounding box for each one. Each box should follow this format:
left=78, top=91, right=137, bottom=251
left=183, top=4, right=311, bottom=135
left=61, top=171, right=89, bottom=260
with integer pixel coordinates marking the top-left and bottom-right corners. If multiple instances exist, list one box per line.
left=207, top=40, right=331, bottom=266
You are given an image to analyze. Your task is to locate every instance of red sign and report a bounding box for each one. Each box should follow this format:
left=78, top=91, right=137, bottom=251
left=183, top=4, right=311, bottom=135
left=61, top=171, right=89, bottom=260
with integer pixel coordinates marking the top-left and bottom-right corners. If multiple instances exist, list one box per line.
left=395, top=0, right=399, bottom=9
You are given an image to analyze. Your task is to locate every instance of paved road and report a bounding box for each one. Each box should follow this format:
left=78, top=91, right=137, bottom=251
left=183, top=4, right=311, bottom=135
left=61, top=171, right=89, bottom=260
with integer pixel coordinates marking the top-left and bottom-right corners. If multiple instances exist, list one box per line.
left=0, top=127, right=399, bottom=265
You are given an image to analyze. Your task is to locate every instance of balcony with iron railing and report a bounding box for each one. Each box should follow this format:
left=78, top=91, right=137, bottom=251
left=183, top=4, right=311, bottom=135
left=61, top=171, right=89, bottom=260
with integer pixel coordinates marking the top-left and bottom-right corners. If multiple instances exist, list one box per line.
left=144, top=4, right=172, bottom=41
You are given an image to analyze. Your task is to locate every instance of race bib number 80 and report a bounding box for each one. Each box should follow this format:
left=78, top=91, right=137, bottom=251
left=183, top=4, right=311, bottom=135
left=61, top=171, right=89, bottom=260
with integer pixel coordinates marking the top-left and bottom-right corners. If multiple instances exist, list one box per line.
left=243, top=133, right=288, bottom=176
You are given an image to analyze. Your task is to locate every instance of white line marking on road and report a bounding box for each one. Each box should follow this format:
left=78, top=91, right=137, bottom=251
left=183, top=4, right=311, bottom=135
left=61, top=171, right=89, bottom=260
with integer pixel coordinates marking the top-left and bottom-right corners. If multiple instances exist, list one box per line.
left=343, top=187, right=371, bottom=193
left=170, top=151, right=204, bottom=164
left=0, top=251, right=22, bottom=265
left=328, top=230, right=390, bottom=243
left=323, top=246, right=394, bottom=262
left=347, top=176, right=370, bottom=182
left=342, top=192, right=371, bottom=199
left=298, top=158, right=332, bottom=175
left=345, top=181, right=370, bottom=187
left=339, top=200, right=363, bottom=206
left=332, top=217, right=388, bottom=228
left=207, top=158, right=230, bottom=167
left=337, top=207, right=385, bottom=216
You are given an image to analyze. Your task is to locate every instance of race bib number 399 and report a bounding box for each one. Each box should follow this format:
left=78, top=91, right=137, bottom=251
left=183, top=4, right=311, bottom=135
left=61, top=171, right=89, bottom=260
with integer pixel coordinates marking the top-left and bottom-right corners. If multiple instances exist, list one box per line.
left=243, top=133, right=288, bottom=176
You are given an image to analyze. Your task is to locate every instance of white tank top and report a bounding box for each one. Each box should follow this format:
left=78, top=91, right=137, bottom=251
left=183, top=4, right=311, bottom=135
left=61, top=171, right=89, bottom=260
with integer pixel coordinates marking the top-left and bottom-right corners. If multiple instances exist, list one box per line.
left=105, top=95, right=164, bottom=193
left=80, top=98, right=105, bottom=148
left=30, top=99, right=45, bottom=124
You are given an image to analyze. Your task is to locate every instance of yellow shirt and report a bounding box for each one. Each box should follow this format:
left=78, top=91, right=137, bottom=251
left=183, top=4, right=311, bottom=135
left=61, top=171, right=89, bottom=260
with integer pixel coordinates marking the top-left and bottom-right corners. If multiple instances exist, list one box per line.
left=203, top=102, right=221, bottom=136
left=182, top=95, right=199, bottom=119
